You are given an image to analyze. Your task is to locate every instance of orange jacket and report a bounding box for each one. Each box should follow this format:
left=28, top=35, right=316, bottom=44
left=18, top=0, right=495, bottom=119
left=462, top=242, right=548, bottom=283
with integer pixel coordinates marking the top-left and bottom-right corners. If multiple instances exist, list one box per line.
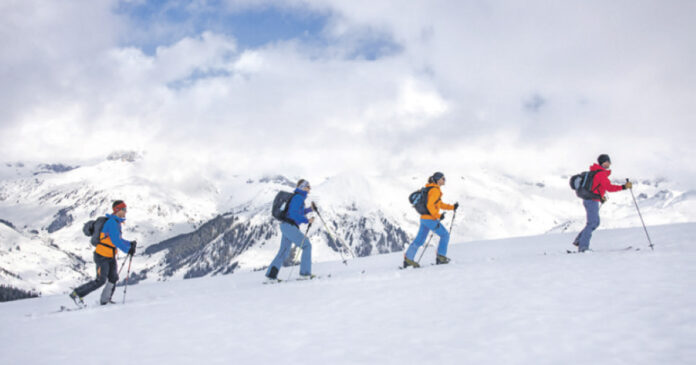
left=421, top=183, right=454, bottom=220
left=95, top=231, right=118, bottom=258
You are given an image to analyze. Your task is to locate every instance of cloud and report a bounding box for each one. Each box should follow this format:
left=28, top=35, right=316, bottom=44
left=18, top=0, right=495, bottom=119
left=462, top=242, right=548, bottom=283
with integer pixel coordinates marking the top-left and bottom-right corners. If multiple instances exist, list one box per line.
left=1, top=0, right=695, bottom=186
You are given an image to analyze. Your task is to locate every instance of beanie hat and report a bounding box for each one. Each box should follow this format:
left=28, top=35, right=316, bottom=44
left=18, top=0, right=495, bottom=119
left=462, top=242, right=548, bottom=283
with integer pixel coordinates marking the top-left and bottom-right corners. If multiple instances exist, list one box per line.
left=431, top=172, right=445, bottom=182
left=597, top=154, right=611, bottom=165
left=297, top=180, right=311, bottom=190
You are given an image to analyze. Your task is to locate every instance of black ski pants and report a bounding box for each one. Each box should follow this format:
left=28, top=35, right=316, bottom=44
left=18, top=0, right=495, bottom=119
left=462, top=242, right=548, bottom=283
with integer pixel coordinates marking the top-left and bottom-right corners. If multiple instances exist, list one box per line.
left=74, top=253, right=118, bottom=298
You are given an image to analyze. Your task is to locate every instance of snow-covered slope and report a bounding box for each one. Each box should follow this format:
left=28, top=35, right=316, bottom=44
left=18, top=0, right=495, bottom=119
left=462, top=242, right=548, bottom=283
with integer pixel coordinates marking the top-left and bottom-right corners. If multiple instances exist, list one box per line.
left=1, top=223, right=694, bottom=364
left=0, top=221, right=87, bottom=294
left=1, top=155, right=695, bottom=296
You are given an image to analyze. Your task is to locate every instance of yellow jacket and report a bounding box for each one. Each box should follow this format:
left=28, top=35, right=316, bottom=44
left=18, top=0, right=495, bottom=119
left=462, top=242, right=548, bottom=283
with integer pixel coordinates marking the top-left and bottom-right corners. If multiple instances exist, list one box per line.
left=421, top=183, right=454, bottom=220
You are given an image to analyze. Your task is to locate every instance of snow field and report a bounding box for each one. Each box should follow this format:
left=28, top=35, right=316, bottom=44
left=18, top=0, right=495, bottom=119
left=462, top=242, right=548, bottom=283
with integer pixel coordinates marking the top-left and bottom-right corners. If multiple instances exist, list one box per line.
left=1, top=223, right=695, bottom=364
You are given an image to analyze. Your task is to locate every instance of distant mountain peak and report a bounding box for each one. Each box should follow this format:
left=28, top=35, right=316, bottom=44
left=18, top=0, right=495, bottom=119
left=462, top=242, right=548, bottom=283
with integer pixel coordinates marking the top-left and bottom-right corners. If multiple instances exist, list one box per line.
left=257, top=175, right=296, bottom=187
left=34, top=163, right=79, bottom=175
left=106, top=150, right=142, bottom=162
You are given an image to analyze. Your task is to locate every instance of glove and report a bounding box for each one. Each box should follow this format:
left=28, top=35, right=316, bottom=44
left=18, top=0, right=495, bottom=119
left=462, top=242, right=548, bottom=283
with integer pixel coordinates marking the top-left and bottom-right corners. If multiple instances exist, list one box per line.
left=128, top=241, right=137, bottom=255
left=311, top=201, right=318, bottom=212
left=600, top=196, right=607, bottom=204
left=453, top=202, right=459, bottom=211
left=623, top=181, right=632, bottom=190
left=440, top=212, right=446, bottom=221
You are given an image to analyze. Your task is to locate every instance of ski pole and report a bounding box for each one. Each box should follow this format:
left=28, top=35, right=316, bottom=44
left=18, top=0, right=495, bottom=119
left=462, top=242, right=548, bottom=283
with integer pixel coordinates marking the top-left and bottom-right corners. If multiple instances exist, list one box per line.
left=448, top=208, right=458, bottom=238
left=627, top=178, right=654, bottom=250
left=117, top=254, right=130, bottom=276
left=122, top=253, right=133, bottom=304
left=416, top=232, right=435, bottom=264
left=287, top=223, right=312, bottom=281
left=315, top=203, right=356, bottom=259
left=311, top=202, right=355, bottom=263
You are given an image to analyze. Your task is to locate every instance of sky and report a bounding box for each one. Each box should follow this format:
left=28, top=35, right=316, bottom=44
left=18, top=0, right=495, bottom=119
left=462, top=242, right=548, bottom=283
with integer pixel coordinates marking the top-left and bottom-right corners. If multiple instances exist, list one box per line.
left=1, top=0, right=694, bottom=186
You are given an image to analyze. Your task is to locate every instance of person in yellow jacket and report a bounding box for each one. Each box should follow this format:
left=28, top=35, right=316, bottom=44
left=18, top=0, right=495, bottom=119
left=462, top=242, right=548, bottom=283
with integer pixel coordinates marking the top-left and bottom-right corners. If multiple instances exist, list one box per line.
left=69, top=200, right=136, bottom=306
left=404, top=172, right=459, bottom=268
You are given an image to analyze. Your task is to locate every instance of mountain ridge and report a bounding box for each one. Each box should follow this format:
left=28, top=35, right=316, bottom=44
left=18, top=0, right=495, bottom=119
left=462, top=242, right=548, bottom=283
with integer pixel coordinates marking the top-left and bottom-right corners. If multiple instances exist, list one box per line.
left=1, top=153, right=694, bottom=295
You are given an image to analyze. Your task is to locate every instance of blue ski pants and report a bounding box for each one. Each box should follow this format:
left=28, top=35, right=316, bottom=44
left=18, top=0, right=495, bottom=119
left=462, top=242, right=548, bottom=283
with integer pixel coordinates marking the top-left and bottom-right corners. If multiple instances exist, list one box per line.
left=405, top=219, right=450, bottom=260
left=266, top=222, right=312, bottom=276
left=577, top=199, right=600, bottom=251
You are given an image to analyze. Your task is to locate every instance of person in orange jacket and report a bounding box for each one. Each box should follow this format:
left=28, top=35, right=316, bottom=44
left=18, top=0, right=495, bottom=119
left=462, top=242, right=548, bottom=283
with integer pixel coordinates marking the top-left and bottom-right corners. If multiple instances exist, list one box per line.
left=69, top=200, right=136, bottom=306
left=404, top=172, right=458, bottom=268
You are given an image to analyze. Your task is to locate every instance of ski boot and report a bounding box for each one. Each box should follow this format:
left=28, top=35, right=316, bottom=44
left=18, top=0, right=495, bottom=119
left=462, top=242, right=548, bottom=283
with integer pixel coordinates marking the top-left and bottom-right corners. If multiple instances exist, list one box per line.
left=264, top=267, right=283, bottom=284
left=436, top=254, right=451, bottom=265
left=297, top=274, right=317, bottom=280
left=266, top=266, right=279, bottom=280
left=403, top=257, right=420, bottom=269
left=69, top=291, right=85, bottom=307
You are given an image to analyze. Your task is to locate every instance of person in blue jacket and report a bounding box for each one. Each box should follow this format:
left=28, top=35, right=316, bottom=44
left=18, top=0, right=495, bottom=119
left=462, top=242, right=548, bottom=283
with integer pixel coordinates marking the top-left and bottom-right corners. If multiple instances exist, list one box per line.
left=266, top=179, right=314, bottom=280
left=70, top=200, right=136, bottom=306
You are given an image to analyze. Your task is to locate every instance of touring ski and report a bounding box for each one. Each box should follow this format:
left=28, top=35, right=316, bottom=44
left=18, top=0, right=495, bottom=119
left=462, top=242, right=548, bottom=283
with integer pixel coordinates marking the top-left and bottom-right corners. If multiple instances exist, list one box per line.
left=566, top=246, right=639, bottom=254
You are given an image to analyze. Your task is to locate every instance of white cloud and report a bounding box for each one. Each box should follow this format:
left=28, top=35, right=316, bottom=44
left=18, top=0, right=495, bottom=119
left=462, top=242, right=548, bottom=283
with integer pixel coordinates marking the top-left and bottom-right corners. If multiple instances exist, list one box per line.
left=1, top=0, right=695, bottom=186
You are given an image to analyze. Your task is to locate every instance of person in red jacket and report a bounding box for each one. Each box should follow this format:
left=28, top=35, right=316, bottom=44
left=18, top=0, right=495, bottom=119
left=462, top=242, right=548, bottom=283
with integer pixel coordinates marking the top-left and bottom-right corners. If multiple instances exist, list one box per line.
left=574, top=154, right=632, bottom=252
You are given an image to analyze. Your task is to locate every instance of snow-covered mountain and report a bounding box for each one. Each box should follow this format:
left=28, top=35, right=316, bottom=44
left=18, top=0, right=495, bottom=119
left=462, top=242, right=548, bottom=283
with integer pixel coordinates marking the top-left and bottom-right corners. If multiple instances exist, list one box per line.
left=1, top=153, right=695, bottom=296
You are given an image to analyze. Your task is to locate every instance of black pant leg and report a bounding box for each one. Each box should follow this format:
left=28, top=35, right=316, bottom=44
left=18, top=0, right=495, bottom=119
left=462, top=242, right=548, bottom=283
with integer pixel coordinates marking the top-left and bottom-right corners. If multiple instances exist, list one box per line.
left=107, top=257, right=119, bottom=283
left=73, top=253, right=110, bottom=297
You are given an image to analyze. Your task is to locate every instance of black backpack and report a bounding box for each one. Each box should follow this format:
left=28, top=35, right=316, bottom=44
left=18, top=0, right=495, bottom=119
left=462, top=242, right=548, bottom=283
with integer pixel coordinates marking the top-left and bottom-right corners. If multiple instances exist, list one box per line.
left=409, top=186, right=435, bottom=215
left=271, top=191, right=296, bottom=221
left=82, top=216, right=108, bottom=246
left=569, top=171, right=602, bottom=200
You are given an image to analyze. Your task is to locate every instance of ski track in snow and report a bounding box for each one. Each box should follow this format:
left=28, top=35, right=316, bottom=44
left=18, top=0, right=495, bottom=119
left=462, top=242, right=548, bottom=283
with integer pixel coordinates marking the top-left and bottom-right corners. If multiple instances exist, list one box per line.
left=1, top=223, right=695, bottom=364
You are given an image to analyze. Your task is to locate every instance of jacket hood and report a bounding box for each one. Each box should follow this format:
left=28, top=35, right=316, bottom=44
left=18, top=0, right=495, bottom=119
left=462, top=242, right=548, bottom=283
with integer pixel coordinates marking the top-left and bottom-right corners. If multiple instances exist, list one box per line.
left=590, top=163, right=611, bottom=176
left=106, top=214, right=126, bottom=223
left=293, top=188, right=308, bottom=197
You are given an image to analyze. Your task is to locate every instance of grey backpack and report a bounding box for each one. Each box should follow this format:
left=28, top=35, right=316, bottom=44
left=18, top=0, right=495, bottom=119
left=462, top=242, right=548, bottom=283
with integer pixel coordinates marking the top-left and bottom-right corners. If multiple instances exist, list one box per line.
left=82, top=216, right=108, bottom=246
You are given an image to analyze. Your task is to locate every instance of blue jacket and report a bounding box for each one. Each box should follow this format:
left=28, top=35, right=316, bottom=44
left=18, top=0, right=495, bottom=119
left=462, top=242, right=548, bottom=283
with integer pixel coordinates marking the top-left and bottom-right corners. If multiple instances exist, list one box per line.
left=286, top=189, right=312, bottom=226
left=101, top=214, right=132, bottom=254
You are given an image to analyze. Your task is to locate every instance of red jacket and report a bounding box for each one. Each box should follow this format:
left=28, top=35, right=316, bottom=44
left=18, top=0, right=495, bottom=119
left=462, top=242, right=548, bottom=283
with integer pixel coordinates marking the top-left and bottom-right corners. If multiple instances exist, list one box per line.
left=589, top=164, right=624, bottom=201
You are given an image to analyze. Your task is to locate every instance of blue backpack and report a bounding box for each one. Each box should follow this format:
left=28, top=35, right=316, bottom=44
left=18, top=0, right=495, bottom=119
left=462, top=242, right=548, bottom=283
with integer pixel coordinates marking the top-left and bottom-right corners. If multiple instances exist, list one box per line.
left=409, top=187, right=435, bottom=215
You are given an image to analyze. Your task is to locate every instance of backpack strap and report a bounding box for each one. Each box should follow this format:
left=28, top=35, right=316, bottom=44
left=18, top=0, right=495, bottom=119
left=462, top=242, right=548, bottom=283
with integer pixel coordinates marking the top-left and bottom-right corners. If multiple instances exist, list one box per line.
left=589, top=170, right=603, bottom=197
left=97, top=217, right=119, bottom=256
left=283, top=192, right=300, bottom=227
left=425, top=186, right=440, bottom=217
